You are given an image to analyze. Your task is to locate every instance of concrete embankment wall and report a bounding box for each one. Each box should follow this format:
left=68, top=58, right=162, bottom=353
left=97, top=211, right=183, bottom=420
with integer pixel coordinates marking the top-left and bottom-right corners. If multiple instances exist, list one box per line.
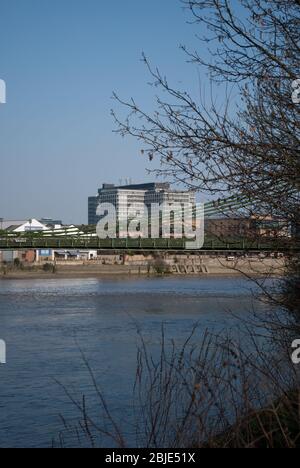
left=0, top=252, right=286, bottom=278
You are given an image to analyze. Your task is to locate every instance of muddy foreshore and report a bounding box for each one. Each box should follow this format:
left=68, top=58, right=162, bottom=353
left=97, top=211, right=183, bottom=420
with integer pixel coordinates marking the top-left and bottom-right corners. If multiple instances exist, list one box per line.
left=0, top=257, right=285, bottom=280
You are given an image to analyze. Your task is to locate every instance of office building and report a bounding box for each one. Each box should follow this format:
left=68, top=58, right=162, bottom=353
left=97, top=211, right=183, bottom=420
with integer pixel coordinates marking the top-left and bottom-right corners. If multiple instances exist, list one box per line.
left=88, top=182, right=196, bottom=237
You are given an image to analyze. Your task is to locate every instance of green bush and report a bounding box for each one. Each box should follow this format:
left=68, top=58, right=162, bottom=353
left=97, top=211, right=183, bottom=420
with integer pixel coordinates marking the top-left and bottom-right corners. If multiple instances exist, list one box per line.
left=13, top=258, right=24, bottom=270
left=152, top=257, right=170, bottom=275
left=42, top=263, right=56, bottom=273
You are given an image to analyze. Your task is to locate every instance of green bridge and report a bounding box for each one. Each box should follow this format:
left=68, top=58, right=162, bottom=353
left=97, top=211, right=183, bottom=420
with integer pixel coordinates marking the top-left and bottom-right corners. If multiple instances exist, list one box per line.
left=0, top=235, right=295, bottom=252
left=0, top=194, right=296, bottom=252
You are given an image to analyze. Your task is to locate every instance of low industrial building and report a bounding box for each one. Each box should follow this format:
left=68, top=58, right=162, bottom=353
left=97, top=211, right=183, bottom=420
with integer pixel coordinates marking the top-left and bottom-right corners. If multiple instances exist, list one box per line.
left=0, top=249, right=99, bottom=264
left=53, top=250, right=98, bottom=261
left=0, top=249, right=36, bottom=263
left=205, top=216, right=289, bottom=239
left=0, top=218, right=63, bottom=233
left=0, top=217, right=85, bottom=238
left=8, top=219, right=48, bottom=233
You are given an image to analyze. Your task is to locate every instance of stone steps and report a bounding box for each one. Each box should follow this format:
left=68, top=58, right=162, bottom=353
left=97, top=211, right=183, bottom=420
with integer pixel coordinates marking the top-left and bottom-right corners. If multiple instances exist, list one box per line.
left=172, top=264, right=209, bottom=275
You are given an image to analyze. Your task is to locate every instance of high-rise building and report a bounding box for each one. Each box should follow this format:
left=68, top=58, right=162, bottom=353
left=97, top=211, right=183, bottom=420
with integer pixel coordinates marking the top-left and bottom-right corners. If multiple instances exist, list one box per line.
left=88, top=182, right=196, bottom=237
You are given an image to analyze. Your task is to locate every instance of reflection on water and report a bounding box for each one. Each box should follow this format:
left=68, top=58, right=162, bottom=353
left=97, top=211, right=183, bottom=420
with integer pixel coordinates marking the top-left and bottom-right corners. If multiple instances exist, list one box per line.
left=0, top=277, right=274, bottom=448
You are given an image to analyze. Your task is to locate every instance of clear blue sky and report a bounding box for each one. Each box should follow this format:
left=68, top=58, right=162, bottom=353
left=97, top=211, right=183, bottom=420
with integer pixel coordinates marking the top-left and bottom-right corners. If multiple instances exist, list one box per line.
left=0, top=0, right=211, bottom=224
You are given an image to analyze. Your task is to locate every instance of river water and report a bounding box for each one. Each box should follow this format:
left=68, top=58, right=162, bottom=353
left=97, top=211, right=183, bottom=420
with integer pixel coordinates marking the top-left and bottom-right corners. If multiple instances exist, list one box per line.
left=0, top=276, right=275, bottom=448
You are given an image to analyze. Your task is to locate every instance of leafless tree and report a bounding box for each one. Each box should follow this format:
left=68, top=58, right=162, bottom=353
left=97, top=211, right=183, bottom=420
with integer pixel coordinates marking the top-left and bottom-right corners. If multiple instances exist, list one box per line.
left=113, top=0, right=300, bottom=317
left=113, top=0, right=299, bottom=222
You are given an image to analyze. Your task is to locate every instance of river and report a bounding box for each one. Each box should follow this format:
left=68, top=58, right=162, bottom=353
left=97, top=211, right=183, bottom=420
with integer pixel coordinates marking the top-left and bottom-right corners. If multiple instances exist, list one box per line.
left=0, top=276, right=275, bottom=448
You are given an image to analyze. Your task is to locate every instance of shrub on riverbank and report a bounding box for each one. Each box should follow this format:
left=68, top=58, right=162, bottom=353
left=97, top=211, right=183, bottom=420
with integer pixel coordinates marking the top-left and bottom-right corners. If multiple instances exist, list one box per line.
left=205, top=391, right=300, bottom=448
left=42, top=263, right=56, bottom=273
left=1, top=260, right=37, bottom=275
left=151, top=257, right=171, bottom=275
left=13, top=258, right=24, bottom=270
left=55, top=325, right=300, bottom=448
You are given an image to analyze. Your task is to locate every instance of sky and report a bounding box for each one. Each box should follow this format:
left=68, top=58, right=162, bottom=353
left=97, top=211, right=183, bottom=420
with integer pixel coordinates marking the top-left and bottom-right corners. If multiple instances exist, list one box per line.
left=0, top=0, right=212, bottom=224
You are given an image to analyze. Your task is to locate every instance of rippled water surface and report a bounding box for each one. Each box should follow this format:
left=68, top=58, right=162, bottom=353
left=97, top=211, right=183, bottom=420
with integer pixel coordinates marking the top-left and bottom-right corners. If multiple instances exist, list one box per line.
left=0, top=276, right=274, bottom=447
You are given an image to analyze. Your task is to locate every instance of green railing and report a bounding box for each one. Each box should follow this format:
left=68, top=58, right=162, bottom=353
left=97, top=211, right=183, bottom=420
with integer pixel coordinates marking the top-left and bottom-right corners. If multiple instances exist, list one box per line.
left=0, top=235, right=296, bottom=251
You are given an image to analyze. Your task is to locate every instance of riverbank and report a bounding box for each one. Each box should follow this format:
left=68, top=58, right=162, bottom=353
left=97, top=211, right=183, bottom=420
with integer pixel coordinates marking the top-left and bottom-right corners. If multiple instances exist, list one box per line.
left=205, top=390, right=300, bottom=448
left=0, top=257, right=285, bottom=280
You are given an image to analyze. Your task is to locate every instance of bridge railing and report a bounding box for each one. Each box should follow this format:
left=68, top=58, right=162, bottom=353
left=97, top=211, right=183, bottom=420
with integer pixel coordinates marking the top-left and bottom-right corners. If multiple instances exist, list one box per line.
left=0, top=234, right=297, bottom=251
